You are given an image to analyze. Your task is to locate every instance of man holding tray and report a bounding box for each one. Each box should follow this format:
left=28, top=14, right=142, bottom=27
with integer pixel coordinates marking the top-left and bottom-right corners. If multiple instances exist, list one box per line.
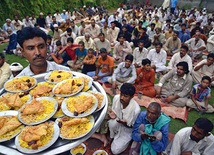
left=16, top=27, right=70, bottom=77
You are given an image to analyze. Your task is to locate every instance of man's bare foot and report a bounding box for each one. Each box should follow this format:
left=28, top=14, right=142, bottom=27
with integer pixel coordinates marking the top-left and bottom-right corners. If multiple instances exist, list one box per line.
left=100, top=134, right=108, bottom=147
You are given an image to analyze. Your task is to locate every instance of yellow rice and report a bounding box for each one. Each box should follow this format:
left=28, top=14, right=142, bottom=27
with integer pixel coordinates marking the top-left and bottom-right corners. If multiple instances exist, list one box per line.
left=20, top=99, right=55, bottom=124
left=60, top=116, right=93, bottom=138
left=18, top=122, right=54, bottom=149
left=71, top=144, right=85, bottom=154
left=88, top=91, right=104, bottom=109
left=81, top=77, right=90, bottom=92
left=47, top=70, right=72, bottom=83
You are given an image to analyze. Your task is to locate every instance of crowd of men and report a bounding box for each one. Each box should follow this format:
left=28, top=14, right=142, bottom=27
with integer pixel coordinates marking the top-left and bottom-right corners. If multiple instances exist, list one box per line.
left=0, top=1, right=214, bottom=155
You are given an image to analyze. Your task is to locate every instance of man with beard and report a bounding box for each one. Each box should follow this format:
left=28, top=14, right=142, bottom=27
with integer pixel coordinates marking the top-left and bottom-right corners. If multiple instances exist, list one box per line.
left=108, top=83, right=141, bottom=154
left=167, top=45, right=192, bottom=72
left=52, top=24, right=63, bottom=42
left=163, top=118, right=214, bottom=155
left=16, top=27, right=69, bottom=77
left=156, top=61, right=192, bottom=107
left=130, top=102, right=170, bottom=155
left=108, top=54, right=136, bottom=89
left=60, top=28, right=76, bottom=46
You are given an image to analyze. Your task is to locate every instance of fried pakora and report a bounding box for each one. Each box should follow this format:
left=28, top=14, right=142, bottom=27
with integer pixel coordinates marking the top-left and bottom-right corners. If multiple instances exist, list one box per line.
left=20, top=99, right=44, bottom=115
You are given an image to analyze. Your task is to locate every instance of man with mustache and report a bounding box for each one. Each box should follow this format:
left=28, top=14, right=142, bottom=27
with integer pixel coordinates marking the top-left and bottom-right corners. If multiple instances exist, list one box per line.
left=108, top=83, right=140, bottom=154
left=16, top=27, right=69, bottom=77
left=163, top=118, right=214, bottom=155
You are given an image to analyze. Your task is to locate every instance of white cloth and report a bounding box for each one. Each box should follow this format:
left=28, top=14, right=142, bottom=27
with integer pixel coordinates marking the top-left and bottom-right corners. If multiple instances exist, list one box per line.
left=133, top=47, right=149, bottom=66
left=0, top=62, right=11, bottom=88
left=163, top=127, right=214, bottom=155
left=167, top=52, right=192, bottom=71
left=207, top=35, right=214, bottom=52
left=147, top=48, right=167, bottom=72
left=60, top=31, right=76, bottom=46
left=109, top=95, right=140, bottom=154
left=17, top=61, right=70, bottom=77
left=185, top=38, right=206, bottom=55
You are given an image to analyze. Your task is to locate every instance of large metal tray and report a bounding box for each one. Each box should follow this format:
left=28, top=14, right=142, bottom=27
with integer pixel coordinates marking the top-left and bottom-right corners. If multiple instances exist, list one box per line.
left=0, top=72, right=108, bottom=155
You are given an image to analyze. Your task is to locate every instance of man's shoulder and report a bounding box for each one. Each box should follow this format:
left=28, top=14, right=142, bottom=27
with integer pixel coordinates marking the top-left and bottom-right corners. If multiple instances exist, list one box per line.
left=47, top=61, right=70, bottom=71
left=176, top=127, right=191, bottom=136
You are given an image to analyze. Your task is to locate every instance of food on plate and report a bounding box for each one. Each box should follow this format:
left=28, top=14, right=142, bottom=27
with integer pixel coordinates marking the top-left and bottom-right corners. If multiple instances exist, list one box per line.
left=4, top=76, right=36, bottom=92
left=94, top=151, right=107, bottom=155
left=53, top=78, right=83, bottom=95
left=0, top=116, right=23, bottom=140
left=80, top=76, right=91, bottom=92
left=19, top=98, right=55, bottom=124
left=58, top=116, right=93, bottom=139
left=66, top=94, right=96, bottom=116
left=18, top=122, right=54, bottom=149
left=30, top=82, right=54, bottom=97
left=46, top=70, right=72, bottom=83
left=0, top=92, right=30, bottom=111
left=53, top=97, right=64, bottom=118
left=71, top=143, right=85, bottom=155
left=88, top=91, right=104, bottom=109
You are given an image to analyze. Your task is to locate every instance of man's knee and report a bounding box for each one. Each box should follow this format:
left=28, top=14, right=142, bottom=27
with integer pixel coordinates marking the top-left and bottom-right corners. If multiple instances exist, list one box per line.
left=111, top=142, right=126, bottom=154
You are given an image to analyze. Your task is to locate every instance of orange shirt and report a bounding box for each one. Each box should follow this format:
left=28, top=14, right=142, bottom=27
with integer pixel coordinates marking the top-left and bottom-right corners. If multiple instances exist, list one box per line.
left=98, top=55, right=114, bottom=73
left=83, top=55, right=96, bottom=65
left=135, top=67, right=155, bottom=88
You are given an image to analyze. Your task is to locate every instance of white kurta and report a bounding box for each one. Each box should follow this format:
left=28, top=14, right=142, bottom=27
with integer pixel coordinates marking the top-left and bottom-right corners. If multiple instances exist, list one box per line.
left=108, top=95, right=140, bottom=154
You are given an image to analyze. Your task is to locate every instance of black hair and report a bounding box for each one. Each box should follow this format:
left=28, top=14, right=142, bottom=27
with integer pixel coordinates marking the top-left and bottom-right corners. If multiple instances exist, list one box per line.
left=78, top=41, right=84, bottom=46
left=207, top=53, right=214, bottom=59
left=118, top=34, right=125, bottom=39
left=120, top=83, right=136, bottom=96
left=99, top=32, right=105, bottom=37
left=151, top=23, right=156, bottom=27
left=176, top=61, right=189, bottom=74
left=47, top=35, right=52, bottom=40
left=88, top=48, right=94, bottom=53
left=166, top=19, right=171, bottom=23
left=142, top=27, right=147, bottom=32
left=67, top=37, right=74, bottom=43
left=181, top=45, right=189, bottom=52
left=155, top=42, right=162, bottom=47
left=173, top=30, right=179, bottom=35
left=181, top=23, right=186, bottom=27
left=138, top=40, right=144, bottom=44
left=142, top=58, right=151, bottom=66
left=125, top=54, right=133, bottom=62
left=100, top=48, right=107, bottom=53
left=17, top=27, right=47, bottom=48
left=201, top=76, right=212, bottom=84
left=56, top=40, right=61, bottom=46
left=0, top=53, right=5, bottom=59
left=148, top=102, right=161, bottom=114
left=194, top=118, right=213, bottom=134
left=66, top=28, right=72, bottom=32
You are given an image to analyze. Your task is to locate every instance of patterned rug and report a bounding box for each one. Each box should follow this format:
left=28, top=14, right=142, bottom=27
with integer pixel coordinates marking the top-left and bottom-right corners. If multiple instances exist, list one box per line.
left=103, top=83, right=188, bottom=122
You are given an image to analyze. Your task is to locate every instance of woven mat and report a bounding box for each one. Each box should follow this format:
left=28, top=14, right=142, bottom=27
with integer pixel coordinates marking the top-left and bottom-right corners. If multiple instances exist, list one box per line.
left=102, top=83, right=188, bottom=122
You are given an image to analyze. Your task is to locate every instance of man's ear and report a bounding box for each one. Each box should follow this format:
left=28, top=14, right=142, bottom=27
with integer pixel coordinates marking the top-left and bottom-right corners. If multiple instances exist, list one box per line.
left=20, top=48, right=25, bottom=57
left=205, top=132, right=211, bottom=137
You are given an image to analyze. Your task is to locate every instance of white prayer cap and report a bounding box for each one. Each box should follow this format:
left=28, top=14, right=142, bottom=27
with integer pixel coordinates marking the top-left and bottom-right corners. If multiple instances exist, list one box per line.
left=63, top=9, right=66, bottom=12
left=6, top=18, right=11, bottom=22
left=83, top=5, right=86, bottom=8
left=10, top=63, right=23, bottom=72
left=53, top=24, right=58, bottom=28
left=40, top=12, right=44, bottom=16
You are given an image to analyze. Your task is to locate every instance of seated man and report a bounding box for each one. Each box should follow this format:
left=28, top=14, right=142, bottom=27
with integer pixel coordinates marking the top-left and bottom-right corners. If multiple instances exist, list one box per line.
left=5, top=28, right=17, bottom=54
left=0, top=53, right=11, bottom=88
left=94, top=33, right=111, bottom=56
left=130, top=102, right=170, bottom=155
left=192, top=53, right=214, bottom=85
left=163, top=31, right=181, bottom=56
left=108, top=54, right=136, bottom=89
left=68, top=41, right=87, bottom=70
left=133, top=40, right=149, bottom=68
left=49, top=40, right=63, bottom=64
left=60, top=28, right=76, bottom=46
left=107, top=21, right=120, bottom=46
left=187, top=76, right=214, bottom=113
left=134, top=59, right=156, bottom=98
left=113, top=34, right=132, bottom=64
left=74, top=33, right=96, bottom=50
left=185, top=32, right=206, bottom=60
left=163, top=118, right=214, bottom=155
left=147, top=43, right=167, bottom=73
left=82, top=48, right=96, bottom=74
left=16, top=27, right=70, bottom=77
left=156, top=61, right=192, bottom=107
left=85, top=19, right=100, bottom=39
left=108, top=83, right=141, bottom=154
left=167, top=45, right=192, bottom=72
left=207, top=34, right=214, bottom=53
left=87, top=48, right=114, bottom=83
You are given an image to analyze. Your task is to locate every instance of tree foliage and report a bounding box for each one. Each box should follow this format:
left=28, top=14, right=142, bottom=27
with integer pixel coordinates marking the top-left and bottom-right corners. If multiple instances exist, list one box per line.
left=0, top=0, right=123, bottom=26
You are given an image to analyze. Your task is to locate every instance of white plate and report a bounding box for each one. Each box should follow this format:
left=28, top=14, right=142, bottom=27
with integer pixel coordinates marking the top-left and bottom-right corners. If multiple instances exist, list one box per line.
left=44, top=70, right=73, bottom=84
left=18, top=97, right=58, bottom=125
left=15, top=121, right=60, bottom=154
left=0, top=110, right=24, bottom=142
left=75, top=75, right=93, bottom=92
left=93, top=150, right=108, bottom=155
left=61, top=92, right=98, bottom=117
left=52, top=78, right=84, bottom=97
left=56, top=116, right=94, bottom=140
left=70, top=143, right=86, bottom=155
left=88, top=91, right=105, bottom=112
left=4, top=76, right=37, bottom=93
